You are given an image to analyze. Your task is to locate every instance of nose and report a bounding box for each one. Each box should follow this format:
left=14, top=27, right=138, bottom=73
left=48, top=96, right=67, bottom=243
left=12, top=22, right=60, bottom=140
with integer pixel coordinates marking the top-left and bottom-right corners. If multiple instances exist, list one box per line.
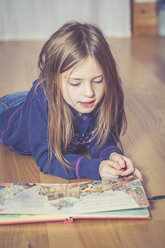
left=84, top=83, right=95, bottom=97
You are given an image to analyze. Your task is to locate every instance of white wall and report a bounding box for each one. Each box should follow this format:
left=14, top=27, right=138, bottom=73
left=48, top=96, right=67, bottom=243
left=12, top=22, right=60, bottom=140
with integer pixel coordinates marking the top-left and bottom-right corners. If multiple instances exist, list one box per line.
left=0, top=0, right=131, bottom=40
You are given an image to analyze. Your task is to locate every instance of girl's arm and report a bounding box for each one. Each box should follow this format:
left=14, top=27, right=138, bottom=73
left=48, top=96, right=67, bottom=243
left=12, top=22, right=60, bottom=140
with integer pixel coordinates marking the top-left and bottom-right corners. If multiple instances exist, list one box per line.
left=28, top=99, right=102, bottom=180
left=88, top=137, right=142, bottom=181
left=28, top=100, right=141, bottom=181
left=87, top=134, right=123, bottom=160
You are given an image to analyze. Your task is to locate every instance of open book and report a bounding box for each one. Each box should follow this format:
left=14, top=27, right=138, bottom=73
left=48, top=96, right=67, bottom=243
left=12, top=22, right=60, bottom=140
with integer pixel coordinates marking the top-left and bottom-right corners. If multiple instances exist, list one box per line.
left=0, top=175, right=151, bottom=224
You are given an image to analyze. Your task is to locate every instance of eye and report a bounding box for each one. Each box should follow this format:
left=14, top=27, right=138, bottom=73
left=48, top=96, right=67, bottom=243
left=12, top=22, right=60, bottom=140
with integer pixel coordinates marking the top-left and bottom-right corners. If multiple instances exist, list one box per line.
left=92, top=78, right=103, bottom=84
left=69, top=81, right=81, bottom=87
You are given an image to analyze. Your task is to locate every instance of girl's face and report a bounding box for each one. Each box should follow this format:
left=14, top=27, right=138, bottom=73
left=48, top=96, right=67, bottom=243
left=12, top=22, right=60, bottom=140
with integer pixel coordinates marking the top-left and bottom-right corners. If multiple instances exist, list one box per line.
left=61, top=57, right=105, bottom=114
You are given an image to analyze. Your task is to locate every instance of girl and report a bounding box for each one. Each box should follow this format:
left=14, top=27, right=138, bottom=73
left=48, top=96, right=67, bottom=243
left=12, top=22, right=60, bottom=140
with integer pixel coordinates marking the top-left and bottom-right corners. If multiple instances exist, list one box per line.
left=0, top=21, right=142, bottom=181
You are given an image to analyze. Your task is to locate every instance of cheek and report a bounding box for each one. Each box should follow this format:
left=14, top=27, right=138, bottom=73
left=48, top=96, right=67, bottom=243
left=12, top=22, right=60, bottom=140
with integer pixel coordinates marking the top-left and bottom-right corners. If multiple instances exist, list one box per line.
left=67, top=87, right=75, bottom=100
left=68, top=86, right=81, bottom=99
left=64, top=87, right=79, bottom=105
left=61, top=84, right=71, bottom=102
left=96, top=85, right=105, bottom=98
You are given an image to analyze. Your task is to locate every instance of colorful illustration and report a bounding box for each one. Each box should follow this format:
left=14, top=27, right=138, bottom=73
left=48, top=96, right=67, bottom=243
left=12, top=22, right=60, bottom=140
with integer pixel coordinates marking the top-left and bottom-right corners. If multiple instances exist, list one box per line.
left=0, top=175, right=149, bottom=215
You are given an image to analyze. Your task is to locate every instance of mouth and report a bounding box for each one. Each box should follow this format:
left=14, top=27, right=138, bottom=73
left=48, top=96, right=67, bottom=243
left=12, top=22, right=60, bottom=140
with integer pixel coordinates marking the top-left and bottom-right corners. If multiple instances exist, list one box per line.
left=79, top=100, right=95, bottom=108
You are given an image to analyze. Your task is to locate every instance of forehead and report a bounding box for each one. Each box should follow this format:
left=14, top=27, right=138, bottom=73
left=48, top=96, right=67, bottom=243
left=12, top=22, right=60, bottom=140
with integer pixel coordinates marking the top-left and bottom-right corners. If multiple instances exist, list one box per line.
left=62, top=57, right=103, bottom=80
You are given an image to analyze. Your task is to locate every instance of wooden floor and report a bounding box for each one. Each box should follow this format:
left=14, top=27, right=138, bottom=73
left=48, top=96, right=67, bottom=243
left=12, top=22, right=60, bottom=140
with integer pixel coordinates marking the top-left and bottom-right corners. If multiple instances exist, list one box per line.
left=0, top=36, right=165, bottom=248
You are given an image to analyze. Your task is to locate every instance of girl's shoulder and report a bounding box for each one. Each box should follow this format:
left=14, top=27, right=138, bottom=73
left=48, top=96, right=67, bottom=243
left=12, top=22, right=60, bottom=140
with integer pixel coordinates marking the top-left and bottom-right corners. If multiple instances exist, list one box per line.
left=28, top=79, right=47, bottom=104
left=24, top=79, right=48, bottom=113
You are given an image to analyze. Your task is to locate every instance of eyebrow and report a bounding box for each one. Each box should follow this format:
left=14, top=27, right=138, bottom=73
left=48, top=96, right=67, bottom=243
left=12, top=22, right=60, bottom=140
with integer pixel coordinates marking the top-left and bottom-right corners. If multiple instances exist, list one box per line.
left=69, top=74, right=103, bottom=80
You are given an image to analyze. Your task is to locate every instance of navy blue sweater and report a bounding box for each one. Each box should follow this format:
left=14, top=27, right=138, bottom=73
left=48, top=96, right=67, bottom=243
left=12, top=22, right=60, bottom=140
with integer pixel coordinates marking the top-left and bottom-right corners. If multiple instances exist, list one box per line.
left=0, top=80, right=122, bottom=180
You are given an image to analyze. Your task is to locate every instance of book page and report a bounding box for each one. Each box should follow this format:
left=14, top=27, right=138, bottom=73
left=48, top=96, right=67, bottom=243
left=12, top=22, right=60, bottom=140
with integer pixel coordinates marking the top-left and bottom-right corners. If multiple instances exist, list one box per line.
left=0, top=175, right=149, bottom=215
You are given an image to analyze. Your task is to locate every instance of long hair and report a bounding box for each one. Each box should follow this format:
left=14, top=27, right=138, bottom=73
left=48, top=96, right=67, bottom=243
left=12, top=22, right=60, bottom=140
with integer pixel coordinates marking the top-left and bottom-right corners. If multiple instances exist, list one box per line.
left=37, top=21, right=127, bottom=168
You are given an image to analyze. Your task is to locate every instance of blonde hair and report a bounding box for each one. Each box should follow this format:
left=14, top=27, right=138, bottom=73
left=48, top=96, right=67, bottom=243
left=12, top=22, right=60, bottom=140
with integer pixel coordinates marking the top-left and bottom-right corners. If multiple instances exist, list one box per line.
left=37, top=21, right=127, bottom=169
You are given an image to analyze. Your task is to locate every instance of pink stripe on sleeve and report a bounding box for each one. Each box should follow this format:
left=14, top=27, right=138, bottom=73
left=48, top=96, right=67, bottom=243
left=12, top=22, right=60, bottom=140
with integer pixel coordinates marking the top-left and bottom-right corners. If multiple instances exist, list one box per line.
left=1, top=106, right=22, bottom=141
left=99, top=146, right=117, bottom=158
left=8, top=145, right=13, bottom=150
left=76, top=156, right=84, bottom=179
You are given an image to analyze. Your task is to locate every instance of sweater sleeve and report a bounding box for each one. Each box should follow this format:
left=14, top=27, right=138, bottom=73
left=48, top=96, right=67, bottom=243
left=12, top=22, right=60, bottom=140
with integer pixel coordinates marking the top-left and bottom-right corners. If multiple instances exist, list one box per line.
left=28, top=99, right=102, bottom=180
left=87, top=134, right=123, bottom=160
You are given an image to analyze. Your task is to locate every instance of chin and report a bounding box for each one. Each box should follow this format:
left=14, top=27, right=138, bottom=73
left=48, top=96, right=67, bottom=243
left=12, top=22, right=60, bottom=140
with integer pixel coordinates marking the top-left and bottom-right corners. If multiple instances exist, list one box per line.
left=80, top=108, right=94, bottom=114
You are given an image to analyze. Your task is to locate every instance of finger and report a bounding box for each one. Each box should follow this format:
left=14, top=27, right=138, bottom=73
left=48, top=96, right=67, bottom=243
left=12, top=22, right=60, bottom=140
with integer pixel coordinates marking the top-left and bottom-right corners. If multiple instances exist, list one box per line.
left=101, top=167, right=120, bottom=180
left=101, top=174, right=119, bottom=180
left=134, top=168, right=143, bottom=182
left=99, top=160, right=124, bottom=181
left=108, top=160, right=123, bottom=171
left=120, top=156, right=135, bottom=176
left=110, top=153, right=126, bottom=169
left=102, top=164, right=123, bottom=177
left=117, top=157, right=126, bottom=169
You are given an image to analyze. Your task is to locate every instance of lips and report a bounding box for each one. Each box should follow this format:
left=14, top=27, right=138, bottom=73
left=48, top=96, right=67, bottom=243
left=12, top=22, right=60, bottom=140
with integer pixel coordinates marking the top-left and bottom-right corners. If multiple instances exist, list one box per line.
left=79, top=100, right=95, bottom=108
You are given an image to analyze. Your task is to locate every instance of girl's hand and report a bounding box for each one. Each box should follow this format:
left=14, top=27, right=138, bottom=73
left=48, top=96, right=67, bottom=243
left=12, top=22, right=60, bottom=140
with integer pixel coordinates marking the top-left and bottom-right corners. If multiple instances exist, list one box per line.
left=99, top=152, right=143, bottom=181
left=99, top=159, right=125, bottom=180
left=109, top=152, right=143, bottom=181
